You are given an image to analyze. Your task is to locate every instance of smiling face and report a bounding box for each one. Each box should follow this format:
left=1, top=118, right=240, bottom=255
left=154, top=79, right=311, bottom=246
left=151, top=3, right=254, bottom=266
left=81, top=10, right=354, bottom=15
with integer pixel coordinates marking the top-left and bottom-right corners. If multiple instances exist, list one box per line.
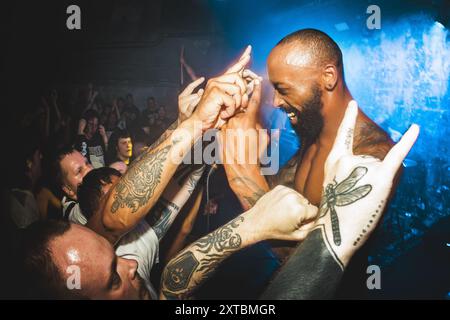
left=267, top=44, right=325, bottom=144
left=49, top=224, right=151, bottom=300
left=60, top=151, right=93, bottom=200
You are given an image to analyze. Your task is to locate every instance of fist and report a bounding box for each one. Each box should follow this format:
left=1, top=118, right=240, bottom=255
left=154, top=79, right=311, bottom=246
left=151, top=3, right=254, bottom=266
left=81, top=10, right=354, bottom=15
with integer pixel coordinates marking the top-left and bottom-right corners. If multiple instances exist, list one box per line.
left=249, top=186, right=318, bottom=242
left=98, top=125, right=106, bottom=137
left=78, top=118, right=87, bottom=134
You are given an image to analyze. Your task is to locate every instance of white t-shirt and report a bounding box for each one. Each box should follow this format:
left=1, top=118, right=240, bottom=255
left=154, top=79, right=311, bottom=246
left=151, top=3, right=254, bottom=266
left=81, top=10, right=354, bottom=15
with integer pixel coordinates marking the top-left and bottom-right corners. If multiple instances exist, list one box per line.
left=9, top=189, right=39, bottom=229
left=61, top=197, right=159, bottom=299
left=62, top=197, right=88, bottom=225
left=115, top=221, right=160, bottom=300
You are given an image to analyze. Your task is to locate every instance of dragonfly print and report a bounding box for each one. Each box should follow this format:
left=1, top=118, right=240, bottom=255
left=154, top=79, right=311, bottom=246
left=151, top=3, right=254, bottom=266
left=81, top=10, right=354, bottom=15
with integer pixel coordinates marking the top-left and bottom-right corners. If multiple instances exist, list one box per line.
left=319, top=166, right=372, bottom=246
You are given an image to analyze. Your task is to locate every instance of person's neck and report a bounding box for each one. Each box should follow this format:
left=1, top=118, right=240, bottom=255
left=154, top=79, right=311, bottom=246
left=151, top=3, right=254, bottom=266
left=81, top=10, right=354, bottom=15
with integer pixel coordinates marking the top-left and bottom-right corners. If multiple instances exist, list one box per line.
left=118, top=154, right=130, bottom=165
left=318, top=87, right=353, bottom=148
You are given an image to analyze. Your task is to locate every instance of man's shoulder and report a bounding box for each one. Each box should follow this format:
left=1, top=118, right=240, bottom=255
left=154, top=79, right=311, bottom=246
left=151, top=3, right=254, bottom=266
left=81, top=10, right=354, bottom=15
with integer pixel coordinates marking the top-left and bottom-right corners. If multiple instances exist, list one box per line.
left=353, top=118, right=394, bottom=160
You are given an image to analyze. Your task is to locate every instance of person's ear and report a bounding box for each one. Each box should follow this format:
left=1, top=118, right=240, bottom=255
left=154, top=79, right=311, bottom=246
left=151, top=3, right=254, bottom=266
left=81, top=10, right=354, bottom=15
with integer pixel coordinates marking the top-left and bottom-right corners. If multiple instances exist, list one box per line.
left=62, top=185, right=77, bottom=200
left=322, top=64, right=338, bottom=91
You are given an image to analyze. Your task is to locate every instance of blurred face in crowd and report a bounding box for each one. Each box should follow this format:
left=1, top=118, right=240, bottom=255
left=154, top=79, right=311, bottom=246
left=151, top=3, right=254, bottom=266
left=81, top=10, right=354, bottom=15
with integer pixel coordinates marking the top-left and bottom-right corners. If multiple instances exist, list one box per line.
left=28, top=149, right=43, bottom=186
left=117, top=98, right=125, bottom=110
left=107, top=112, right=117, bottom=129
left=60, top=151, right=93, bottom=200
left=86, top=117, right=99, bottom=138
left=158, top=107, right=166, bottom=118
left=50, top=223, right=151, bottom=300
left=147, top=98, right=156, bottom=110
left=117, top=137, right=132, bottom=160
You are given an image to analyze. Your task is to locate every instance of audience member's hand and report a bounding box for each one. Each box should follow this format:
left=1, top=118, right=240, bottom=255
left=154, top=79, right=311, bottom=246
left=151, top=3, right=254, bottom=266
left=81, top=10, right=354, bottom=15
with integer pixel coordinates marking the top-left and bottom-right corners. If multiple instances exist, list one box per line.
left=217, top=79, right=268, bottom=165
left=178, top=77, right=205, bottom=123
left=247, top=185, right=318, bottom=242
left=191, top=73, right=246, bottom=131
left=78, top=118, right=87, bottom=135
left=98, top=125, right=107, bottom=138
left=315, top=100, right=419, bottom=266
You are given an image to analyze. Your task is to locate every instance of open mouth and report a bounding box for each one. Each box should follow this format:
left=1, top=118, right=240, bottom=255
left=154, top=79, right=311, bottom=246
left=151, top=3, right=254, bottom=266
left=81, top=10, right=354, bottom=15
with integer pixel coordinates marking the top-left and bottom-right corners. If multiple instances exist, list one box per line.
left=287, top=112, right=296, bottom=121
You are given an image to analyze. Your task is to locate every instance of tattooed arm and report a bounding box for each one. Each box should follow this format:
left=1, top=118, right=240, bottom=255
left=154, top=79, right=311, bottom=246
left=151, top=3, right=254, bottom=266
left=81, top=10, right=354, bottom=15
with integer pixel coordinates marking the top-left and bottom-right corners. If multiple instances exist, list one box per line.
left=88, top=118, right=203, bottom=244
left=160, top=185, right=318, bottom=300
left=225, top=164, right=270, bottom=210
left=261, top=101, right=419, bottom=299
left=219, top=80, right=270, bottom=210
left=89, top=53, right=253, bottom=243
left=147, top=165, right=205, bottom=240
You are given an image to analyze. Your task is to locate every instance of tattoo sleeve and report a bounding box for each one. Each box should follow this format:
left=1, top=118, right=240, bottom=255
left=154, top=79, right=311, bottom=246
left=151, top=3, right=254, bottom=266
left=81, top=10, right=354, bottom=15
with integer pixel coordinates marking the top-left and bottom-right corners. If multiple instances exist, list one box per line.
left=260, top=227, right=343, bottom=299
left=100, top=119, right=202, bottom=242
left=148, top=165, right=205, bottom=240
left=148, top=198, right=180, bottom=240
left=225, top=165, right=269, bottom=210
left=160, top=215, right=255, bottom=300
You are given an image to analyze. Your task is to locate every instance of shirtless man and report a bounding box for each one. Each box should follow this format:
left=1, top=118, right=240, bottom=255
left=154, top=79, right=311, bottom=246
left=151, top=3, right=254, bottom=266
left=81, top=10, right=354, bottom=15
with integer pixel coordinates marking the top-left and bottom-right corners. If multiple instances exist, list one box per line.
left=222, top=29, right=395, bottom=212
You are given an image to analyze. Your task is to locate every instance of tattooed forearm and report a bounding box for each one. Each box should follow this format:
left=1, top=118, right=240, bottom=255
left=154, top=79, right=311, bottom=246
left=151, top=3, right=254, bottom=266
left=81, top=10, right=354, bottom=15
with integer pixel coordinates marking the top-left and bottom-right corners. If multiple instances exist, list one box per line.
left=148, top=198, right=181, bottom=240
left=161, top=216, right=245, bottom=299
left=149, top=121, right=178, bottom=149
left=111, top=145, right=172, bottom=213
left=260, top=227, right=343, bottom=299
left=230, top=176, right=267, bottom=208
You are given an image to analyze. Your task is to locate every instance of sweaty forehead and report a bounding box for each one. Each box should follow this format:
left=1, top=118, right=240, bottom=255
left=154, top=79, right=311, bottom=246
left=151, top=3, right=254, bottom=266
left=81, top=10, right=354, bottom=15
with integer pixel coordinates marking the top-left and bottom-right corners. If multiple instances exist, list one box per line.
left=268, top=46, right=318, bottom=86
left=49, top=224, right=114, bottom=292
left=268, top=43, right=317, bottom=69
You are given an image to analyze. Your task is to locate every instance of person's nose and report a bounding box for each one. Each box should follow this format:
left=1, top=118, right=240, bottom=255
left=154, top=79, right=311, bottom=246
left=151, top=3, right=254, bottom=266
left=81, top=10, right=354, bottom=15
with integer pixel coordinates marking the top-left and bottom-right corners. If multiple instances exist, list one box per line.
left=273, top=91, right=284, bottom=108
left=126, top=258, right=138, bottom=281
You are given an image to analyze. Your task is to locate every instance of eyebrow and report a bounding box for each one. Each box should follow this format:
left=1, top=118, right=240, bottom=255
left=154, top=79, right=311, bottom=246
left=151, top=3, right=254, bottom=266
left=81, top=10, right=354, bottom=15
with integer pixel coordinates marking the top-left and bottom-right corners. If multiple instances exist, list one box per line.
left=106, top=255, right=118, bottom=290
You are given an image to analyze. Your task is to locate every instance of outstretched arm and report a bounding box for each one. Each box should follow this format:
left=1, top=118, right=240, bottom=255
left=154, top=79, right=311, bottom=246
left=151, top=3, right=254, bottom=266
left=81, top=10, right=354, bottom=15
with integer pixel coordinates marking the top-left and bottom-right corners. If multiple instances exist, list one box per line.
left=89, top=50, right=253, bottom=244
left=261, top=101, right=419, bottom=299
left=95, top=118, right=202, bottom=243
left=160, top=185, right=318, bottom=300
left=219, top=79, right=270, bottom=210
left=148, top=165, right=205, bottom=240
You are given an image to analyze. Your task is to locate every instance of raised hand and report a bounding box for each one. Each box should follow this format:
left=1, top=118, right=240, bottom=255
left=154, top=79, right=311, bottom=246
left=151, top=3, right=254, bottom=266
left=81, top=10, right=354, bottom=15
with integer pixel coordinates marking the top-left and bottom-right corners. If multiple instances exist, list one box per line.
left=191, top=72, right=246, bottom=131
left=315, top=100, right=419, bottom=268
left=78, top=118, right=87, bottom=135
left=178, top=77, right=205, bottom=122
left=218, top=79, right=268, bottom=164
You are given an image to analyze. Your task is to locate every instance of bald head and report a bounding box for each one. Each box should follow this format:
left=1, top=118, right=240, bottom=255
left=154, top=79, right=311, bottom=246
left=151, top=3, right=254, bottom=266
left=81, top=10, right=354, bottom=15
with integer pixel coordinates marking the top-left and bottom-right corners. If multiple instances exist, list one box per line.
left=267, top=29, right=347, bottom=145
left=276, top=28, right=343, bottom=70
left=21, top=221, right=148, bottom=299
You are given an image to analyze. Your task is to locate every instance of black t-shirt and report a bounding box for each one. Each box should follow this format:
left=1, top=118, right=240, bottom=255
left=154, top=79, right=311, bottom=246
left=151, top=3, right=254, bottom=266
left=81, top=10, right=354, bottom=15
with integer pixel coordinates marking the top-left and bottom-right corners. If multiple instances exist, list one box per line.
left=74, top=133, right=106, bottom=168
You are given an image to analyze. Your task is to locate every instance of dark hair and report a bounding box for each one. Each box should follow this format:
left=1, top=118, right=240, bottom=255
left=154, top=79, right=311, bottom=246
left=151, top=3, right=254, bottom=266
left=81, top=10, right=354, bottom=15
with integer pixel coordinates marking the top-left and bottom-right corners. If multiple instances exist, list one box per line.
left=83, top=109, right=99, bottom=121
left=20, top=219, right=76, bottom=299
left=8, top=136, right=41, bottom=190
left=49, top=144, right=77, bottom=188
left=77, top=167, right=121, bottom=220
left=277, top=28, right=343, bottom=71
left=106, top=128, right=132, bottom=165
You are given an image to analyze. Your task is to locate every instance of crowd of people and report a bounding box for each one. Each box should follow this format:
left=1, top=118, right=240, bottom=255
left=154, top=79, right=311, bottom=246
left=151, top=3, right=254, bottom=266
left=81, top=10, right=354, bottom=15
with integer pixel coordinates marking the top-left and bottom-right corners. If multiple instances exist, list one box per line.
left=1, top=29, right=419, bottom=300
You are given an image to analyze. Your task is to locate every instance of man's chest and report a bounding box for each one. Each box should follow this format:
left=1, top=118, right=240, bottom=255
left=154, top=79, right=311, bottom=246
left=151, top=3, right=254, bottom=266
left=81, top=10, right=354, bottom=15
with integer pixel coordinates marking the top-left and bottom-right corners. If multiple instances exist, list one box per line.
left=294, top=144, right=331, bottom=206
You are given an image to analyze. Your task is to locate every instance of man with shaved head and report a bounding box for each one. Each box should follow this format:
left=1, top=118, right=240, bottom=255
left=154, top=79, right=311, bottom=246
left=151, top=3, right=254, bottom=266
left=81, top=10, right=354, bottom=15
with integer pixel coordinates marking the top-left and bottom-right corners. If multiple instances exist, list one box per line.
left=220, top=29, right=396, bottom=261
left=223, top=29, right=394, bottom=208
